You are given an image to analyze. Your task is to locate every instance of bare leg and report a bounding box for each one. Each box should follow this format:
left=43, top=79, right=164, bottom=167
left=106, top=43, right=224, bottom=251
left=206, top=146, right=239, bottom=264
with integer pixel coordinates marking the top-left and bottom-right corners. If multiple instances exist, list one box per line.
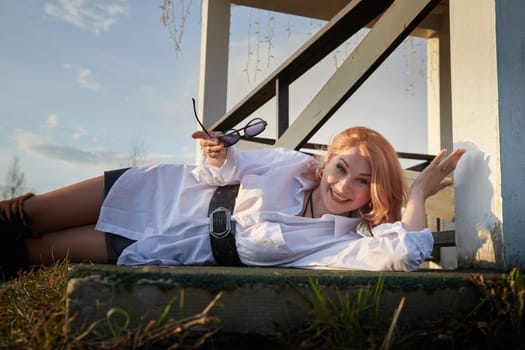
left=22, top=176, right=109, bottom=265
left=24, top=176, right=104, bottom=234
left=25, top=225, right=108, bottom=265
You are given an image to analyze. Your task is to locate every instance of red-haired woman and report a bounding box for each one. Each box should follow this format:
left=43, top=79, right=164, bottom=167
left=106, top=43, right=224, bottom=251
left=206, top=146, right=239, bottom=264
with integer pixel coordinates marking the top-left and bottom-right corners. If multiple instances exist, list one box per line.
left=0, top=126, right=465, bottom=279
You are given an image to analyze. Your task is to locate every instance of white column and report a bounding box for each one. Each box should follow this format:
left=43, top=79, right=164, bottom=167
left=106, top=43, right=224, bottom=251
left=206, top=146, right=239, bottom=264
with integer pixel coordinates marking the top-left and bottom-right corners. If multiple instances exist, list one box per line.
left=196, top=0, right=230, bottom=162
left=449, top=0, right=525, bottom=269
left=198, top=0, right=230, bottom=128
left=427, top=15, right=452, bottom=154
left=427, top=12, right=456, bottom=269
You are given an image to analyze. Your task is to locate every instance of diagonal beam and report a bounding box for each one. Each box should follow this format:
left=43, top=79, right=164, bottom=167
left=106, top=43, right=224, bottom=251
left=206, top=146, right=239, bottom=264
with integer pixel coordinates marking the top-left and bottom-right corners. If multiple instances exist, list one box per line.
left=212, top=0, right=393, bottom=131
left=274, top=0, right=441, bottom=149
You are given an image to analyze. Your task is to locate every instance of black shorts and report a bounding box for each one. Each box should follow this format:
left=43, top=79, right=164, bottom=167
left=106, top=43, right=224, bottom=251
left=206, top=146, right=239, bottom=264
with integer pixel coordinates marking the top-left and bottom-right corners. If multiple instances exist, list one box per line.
left=103, top=168, right=136, bottom=264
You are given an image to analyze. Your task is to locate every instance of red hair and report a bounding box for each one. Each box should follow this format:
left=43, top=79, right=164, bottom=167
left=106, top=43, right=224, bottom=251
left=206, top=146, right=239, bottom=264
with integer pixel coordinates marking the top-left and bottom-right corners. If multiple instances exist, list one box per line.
left=322, top=126, right=406, bottom=228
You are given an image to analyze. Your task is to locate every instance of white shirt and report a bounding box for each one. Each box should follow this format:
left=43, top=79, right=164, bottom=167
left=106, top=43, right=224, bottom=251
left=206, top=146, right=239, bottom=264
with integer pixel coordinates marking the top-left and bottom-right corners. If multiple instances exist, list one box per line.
left=96, top=147, right=433, bottom=271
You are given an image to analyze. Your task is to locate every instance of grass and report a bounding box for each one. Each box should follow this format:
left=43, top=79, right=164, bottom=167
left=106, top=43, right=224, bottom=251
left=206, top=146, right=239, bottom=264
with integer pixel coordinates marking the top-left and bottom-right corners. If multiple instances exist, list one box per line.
left=278, top=268, right=525, bottom=349
left=397, top=267, right=525, bottom=349
left=0, top=261, right=69, bottom=349
left=0, top=261, right=221, bottom=349
left=2, top=263, right=525, bottom=349
left=77, top=290, right=222, bottom=349
left=276, top=275, right=408, bottom=350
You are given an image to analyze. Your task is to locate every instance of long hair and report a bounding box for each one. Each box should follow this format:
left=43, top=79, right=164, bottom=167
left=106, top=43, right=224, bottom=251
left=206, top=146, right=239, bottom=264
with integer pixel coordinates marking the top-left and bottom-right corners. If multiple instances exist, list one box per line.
left=321, top=126, right=406, bottom=229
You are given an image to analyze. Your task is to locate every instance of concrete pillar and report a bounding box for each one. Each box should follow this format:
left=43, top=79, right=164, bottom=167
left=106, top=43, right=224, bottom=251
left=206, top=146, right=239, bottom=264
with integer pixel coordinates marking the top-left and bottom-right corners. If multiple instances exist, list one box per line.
left=449, top=0, right=525, bottom=269
left=427, top=14, right=452, bottom=153
left=494, top=0, right=525, bottom=269
left=426, top=9, right=456, bottom=270
left=198, top=0, right=230, bottom=128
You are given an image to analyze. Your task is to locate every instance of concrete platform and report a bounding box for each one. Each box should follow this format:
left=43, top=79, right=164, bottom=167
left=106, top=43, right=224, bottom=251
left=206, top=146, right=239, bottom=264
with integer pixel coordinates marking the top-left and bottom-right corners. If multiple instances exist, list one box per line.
left=66, top=264, right=494, bottom=337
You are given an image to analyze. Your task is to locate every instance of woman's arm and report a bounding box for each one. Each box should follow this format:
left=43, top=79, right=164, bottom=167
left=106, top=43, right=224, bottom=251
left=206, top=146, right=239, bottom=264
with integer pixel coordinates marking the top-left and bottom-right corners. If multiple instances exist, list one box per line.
left=401, top=148, right=466, bottom=231
left=191, top=129, right=314, bottom=187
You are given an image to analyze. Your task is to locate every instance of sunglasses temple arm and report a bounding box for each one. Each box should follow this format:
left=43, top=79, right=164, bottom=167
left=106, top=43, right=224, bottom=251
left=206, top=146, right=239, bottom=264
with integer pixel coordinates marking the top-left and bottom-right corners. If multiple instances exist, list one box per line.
left=192, top=98, right=212, bottom=138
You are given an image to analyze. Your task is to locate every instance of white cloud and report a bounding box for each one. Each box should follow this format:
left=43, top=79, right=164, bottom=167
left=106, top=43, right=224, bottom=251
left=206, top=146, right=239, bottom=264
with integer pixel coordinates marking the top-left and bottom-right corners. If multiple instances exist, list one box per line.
left=44, top=0, right=129, bottom=36
left=76, top=67, right=101, bottom=90
left=72, top=127, right=88, bottom=139
left=43, top=114, right=59, bottom=128
left=63, top=64, right=101, bottom=90
left=15, top=131, right=118, bottom=165
left=13, top=131, right=189, bottom=168
left=104, top=4, right=128, bottom=16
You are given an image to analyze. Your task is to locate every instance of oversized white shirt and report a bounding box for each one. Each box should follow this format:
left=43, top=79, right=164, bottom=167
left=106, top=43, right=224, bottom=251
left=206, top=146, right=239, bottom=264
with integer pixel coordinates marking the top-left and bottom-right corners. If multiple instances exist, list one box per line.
left=96, top=147, right=433, bottom=271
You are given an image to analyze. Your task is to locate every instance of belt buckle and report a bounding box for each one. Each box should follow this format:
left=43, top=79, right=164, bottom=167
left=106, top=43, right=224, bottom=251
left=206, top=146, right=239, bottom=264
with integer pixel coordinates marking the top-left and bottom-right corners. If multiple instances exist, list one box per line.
left=210, top=207, right=232, bottom=239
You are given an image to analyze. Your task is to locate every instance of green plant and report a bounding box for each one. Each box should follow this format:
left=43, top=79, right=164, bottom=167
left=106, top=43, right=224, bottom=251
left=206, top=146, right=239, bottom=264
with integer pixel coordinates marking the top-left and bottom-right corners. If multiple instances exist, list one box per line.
left=279, top=275, right=405, bottom=350
left=469, top=267, right=525, bottom=336
left=405, top=268, right=525, bottom=349
left=1, top=262, right=222, bottom=349
left=78, top=291, right=222, bottom=349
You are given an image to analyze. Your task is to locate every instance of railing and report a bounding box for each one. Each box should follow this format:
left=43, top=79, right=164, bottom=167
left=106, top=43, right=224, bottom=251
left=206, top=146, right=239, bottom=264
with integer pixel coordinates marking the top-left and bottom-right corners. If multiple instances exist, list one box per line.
left=210, top=0, right=441, bottom=151
left=212, top=0, right=393, bottom=137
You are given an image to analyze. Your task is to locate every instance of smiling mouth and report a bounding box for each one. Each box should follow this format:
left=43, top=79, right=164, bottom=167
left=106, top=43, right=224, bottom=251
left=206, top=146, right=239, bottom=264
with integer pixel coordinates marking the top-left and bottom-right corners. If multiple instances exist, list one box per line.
left=330, top=188, right=351, bottom=202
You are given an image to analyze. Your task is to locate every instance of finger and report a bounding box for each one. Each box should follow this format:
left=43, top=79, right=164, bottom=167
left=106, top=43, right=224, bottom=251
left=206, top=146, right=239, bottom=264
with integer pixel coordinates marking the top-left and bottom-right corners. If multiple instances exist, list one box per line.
left=440, top=178, right=454, bottom=189
left=195, top=133, right=223, bottom=151
left=208, top=143, right=226, bottom=154
left=449, top=148, right=467, bottom=165
left=428, top=178, right=454, bottom=197
left=438, top=178, right=454, bottom=192
left=430, top=149, right=448, bottom=168
left=439, top=148, right=466, bottom=173
left=202, top=140, right=226, bottom=154
left=192, top=130, right=211, bottom=140
left=199, top=139, right=217, bottom=150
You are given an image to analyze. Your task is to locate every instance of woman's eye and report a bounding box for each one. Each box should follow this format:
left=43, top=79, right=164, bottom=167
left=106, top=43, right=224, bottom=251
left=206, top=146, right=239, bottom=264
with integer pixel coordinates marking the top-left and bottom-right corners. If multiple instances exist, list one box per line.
left=356, top=178, right=369, bottom=185
left=336, top=164, right=346, bottom=174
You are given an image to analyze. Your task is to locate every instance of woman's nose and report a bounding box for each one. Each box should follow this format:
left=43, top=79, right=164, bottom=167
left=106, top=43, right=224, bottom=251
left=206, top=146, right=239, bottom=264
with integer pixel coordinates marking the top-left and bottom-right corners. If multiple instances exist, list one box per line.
left=339, top=176, right=354, bottom=194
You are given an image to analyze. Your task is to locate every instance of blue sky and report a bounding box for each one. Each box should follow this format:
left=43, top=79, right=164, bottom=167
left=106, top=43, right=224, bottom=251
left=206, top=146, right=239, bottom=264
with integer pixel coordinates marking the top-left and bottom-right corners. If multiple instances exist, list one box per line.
left=1, top=0, right=427, bottom=195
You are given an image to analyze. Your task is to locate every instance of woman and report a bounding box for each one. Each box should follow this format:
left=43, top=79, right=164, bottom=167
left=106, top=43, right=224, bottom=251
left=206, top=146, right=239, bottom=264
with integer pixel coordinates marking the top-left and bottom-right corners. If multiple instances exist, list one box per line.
left=0, top=126, right=465, bottom=279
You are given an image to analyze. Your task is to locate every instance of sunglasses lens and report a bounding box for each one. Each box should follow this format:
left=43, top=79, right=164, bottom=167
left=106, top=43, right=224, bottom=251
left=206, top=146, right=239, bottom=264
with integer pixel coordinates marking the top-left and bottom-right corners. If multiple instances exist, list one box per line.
left=220, top=131, right=240, bottom=147
left=245, top=119, right=266, bottom=137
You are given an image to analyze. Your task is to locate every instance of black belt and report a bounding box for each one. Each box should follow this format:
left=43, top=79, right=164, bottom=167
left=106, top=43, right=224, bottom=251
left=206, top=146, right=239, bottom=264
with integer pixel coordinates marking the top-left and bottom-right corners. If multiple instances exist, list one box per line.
left=208, top=184, right=244, bottom=267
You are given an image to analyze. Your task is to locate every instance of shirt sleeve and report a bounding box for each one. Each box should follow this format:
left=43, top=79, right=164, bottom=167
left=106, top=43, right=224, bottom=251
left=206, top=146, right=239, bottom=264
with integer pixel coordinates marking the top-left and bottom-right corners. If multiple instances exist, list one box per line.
left=190, top=146, right=239, bottom=186
left=191, top=146, right=314, bottom=186
left=328, top=222, right=434, bottom=271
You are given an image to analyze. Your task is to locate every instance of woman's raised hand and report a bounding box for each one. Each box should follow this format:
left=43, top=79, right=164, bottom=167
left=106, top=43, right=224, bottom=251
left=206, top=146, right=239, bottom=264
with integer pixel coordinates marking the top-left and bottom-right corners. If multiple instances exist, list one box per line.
left=191, top=130, right=228, bottom=167
left=402, top=148, right=466, bottom=231
left=410, top=148, right=466, bottom=201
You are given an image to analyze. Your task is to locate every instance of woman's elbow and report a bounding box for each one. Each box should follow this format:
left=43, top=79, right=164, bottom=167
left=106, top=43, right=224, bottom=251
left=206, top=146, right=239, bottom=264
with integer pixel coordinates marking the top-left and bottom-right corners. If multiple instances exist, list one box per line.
left=381, top=249, right=424, bottom=271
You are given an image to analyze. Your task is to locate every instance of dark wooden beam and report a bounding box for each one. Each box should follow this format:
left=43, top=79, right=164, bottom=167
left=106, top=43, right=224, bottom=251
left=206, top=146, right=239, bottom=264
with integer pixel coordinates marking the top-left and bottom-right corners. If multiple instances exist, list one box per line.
left=212, top=0, right=393, bottom=131
left=274, top=0, right=442, bottom=149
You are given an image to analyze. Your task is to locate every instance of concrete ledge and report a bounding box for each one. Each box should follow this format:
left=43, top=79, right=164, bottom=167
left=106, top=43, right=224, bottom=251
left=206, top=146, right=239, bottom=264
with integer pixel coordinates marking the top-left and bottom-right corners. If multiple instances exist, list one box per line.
left=66, top=264, right=491, bottom=336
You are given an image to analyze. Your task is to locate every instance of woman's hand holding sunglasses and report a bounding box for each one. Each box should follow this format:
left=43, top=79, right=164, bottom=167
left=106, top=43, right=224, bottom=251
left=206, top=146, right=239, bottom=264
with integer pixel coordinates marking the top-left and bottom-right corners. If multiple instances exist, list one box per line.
left=190, top=97, right=267, bottom=167
left=192, top=130, right=229, bottom=166
left=191, top=98, right=267, bottom=148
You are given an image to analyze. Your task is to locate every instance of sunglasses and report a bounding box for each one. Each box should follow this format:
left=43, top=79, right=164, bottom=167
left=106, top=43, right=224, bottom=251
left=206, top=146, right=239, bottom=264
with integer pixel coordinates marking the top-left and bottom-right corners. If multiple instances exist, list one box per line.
left=192, top=98, right=267, bottom=147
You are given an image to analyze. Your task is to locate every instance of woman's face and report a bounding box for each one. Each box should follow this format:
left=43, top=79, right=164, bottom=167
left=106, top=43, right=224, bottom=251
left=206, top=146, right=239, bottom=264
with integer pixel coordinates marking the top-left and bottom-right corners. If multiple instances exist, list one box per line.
left=315, top=146, right=372, bottom=216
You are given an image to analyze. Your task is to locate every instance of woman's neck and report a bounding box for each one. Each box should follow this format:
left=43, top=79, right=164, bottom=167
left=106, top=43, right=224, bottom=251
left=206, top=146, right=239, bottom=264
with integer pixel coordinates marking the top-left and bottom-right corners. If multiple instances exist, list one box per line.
left=310, top=187, right=328, bottom=218
left=301, top=189, right=314, bottom=218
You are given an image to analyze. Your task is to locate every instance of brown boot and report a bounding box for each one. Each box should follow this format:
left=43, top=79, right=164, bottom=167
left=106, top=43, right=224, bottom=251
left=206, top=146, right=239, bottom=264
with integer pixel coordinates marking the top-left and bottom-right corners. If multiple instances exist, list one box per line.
left=0, top=193, right=35, bottom=280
